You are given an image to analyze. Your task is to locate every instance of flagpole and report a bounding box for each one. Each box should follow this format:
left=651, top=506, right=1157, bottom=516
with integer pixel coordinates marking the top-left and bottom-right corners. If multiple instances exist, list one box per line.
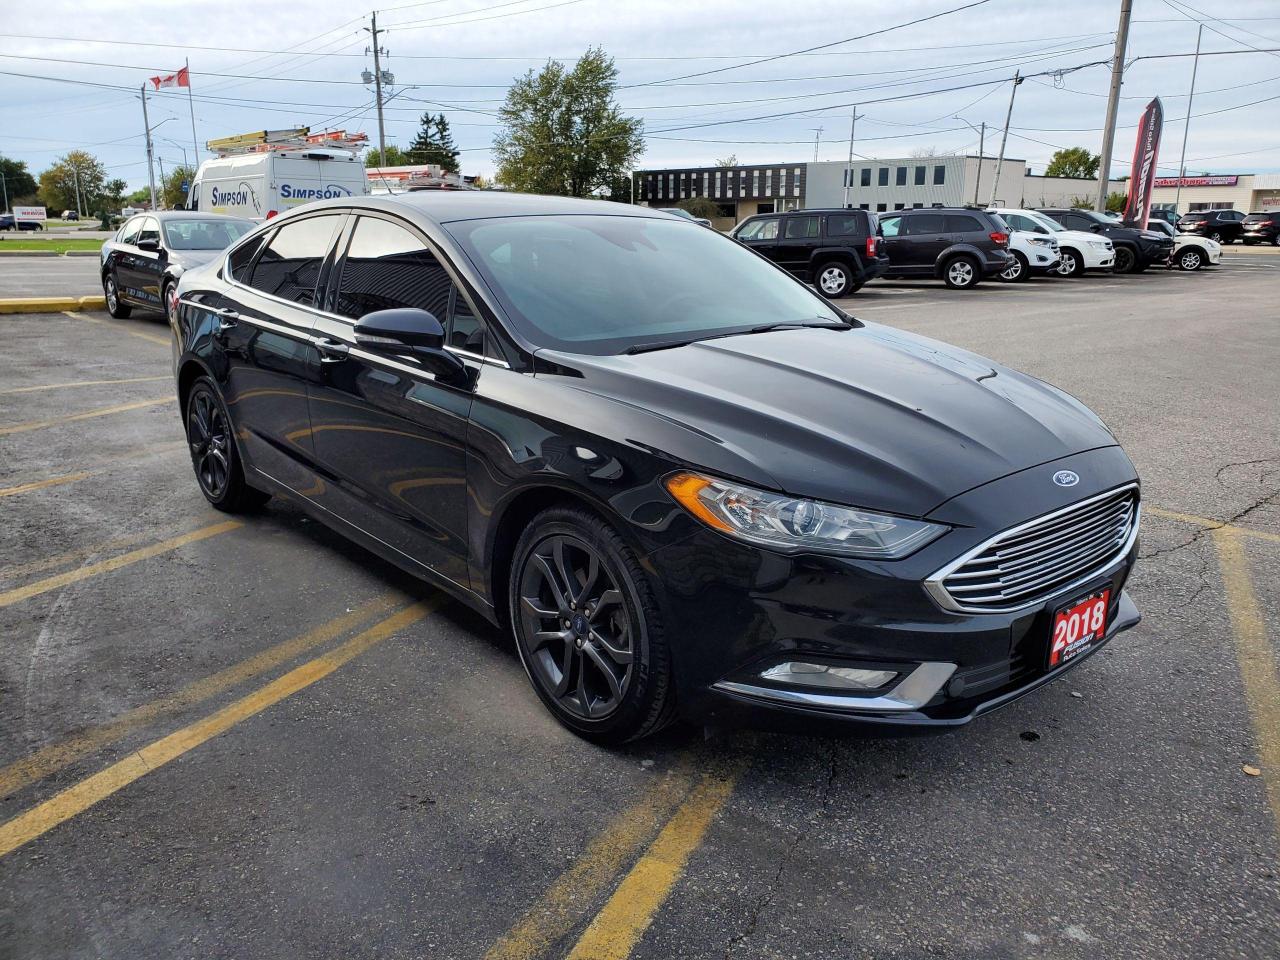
left=185, top=59, right=200, bottom=184
left=141, top=83, right=158, bottom=212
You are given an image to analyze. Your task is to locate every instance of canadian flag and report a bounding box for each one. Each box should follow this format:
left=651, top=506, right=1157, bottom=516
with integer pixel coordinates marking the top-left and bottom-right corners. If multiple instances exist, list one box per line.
left=149, top=66, right=190, bottom=90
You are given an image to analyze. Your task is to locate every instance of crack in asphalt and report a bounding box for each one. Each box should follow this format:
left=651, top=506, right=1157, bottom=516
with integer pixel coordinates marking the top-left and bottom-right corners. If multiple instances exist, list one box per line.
left=1141, top=487, right=1280, bottom=562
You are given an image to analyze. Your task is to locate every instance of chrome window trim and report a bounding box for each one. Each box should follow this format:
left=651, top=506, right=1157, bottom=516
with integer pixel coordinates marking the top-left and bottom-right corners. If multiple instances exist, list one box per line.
left=713, top=662, right=956, bottom=714
left=178, top=297, right=316, bottom=343
left=923, top=483, right=1140, bottom=615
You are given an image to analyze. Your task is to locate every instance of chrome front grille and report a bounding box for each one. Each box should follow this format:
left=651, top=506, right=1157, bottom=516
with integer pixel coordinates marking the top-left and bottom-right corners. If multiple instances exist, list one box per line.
left=930, top=486, right=1139, bottom=613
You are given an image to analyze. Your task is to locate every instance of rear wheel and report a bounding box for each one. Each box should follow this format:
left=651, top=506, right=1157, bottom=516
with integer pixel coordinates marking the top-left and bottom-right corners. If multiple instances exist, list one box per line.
left=1113, top=246, right=1137, bottom=274
left=1056, top=248, right=1084, bottom=277
left=1208, top=230, right=1223, bottom=243
left=103, top=272, right=131, bottom=318
left=943, top=256, right=980, bottom=289
left=185, top=377, right=270, bottom=513
left=999, top=251, right=1028, bottom=282
left=510, top=506, right=674, bottom=744
left=815, top=261, right=854, bottom=298
left=1177, top=248, right=1204, bottom=271
left=163, top=280, right=178, bottom=324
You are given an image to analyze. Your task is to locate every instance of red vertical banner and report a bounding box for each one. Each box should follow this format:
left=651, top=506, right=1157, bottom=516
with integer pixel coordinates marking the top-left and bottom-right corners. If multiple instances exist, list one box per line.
left=1122, top=97, right=1163, bottom=229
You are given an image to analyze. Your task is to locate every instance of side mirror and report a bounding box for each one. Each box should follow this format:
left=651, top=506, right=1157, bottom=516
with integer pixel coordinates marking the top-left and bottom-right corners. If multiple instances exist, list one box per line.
left=137, top=237, right=161, bottom=252
left=353, top=307, right=465, bottom=380
left=1090, top=223, right=1103, bottom=233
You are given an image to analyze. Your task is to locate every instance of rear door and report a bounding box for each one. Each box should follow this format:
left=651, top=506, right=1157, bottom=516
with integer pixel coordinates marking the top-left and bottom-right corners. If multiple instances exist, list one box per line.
left=776, top=214, right=820, bottom=275
left=306, top=212, right=479, bottom=587
left=216, top=211, right=346, bottom=492
left=944, top=212, right=992, bottom=263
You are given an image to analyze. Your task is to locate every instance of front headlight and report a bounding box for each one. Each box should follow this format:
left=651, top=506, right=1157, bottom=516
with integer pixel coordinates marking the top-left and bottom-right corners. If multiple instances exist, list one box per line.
left=664, top=472, right=947, bottom=559
left=1028, top=237, right=1052, bottom=246
left=1088, top=240, right=1109, bottom=249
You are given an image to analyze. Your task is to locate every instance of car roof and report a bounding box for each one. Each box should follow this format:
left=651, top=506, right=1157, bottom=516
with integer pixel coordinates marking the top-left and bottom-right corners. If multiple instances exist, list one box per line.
left=141, top=211, right=253, bottom=222
left=318, top=192, right=673, bottom=225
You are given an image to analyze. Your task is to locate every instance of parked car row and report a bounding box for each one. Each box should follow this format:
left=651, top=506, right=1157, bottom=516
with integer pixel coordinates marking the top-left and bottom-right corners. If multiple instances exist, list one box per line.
left=725, top=203, right=1251, bottom=295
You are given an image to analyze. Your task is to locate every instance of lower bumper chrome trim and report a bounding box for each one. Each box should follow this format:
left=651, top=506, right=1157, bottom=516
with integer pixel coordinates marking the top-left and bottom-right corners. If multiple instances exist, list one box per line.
left=712, top=661, right=957, bottom=714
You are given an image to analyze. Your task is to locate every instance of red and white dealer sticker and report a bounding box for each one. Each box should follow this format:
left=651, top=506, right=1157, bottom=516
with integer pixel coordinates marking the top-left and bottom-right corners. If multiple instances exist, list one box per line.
left=1048, top=589, right=1110, bottom=668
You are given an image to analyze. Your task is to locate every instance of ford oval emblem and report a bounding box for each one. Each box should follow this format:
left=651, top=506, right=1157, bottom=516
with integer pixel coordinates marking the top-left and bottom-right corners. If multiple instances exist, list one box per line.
left=1053, top=470, right=1080, bottom=488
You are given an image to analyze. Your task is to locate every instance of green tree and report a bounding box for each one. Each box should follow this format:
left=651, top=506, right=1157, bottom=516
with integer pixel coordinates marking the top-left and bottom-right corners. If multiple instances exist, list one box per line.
left=408, top=113, right=460, bottom=173
left=103, top=178, right=127, bottom=208
left=1106, top=191, right=1127, bottom=213
left=677, top=196, right=720, bottom=219
left=365, top=145, right=409, bottom=167
left=125, top=187, right=151, bottom=206
left=0, top=156, right=38, bottom=209
left=493, top=47, right=643, bottom=197
left=37, top=150, right=107, bottom=213
left=161, top=165, right=196, bottom=210
left=715, top=154, right=738, bottom=167
left=1045, top=147, right=1101, bottom=179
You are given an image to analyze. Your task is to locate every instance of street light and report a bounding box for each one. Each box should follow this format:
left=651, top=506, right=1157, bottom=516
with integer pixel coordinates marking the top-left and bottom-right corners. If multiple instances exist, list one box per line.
left=954, top=116, right=987, bottom=206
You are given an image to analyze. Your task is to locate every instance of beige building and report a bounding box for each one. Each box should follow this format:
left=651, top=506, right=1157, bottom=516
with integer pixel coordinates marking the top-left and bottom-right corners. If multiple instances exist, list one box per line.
left=1148, top=174, right=1280, bottom=216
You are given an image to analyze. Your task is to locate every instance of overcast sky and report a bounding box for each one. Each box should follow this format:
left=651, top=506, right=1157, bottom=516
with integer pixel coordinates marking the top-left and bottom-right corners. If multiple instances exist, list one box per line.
left=3, top=0, right=1279, bottom=189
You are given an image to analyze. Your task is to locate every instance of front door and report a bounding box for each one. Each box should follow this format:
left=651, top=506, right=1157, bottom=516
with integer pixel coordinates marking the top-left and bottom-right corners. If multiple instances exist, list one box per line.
left=899, top=212, right=950, bottom=273
left=120, top=216, right=164, bottom=309
left=736, top=216, right=781, bottom=265
left=306, top=212, right=477, bottom=588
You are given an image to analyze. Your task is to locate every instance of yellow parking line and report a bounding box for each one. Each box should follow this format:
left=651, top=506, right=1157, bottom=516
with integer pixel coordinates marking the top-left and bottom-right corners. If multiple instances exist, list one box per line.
left=0, top=472, right=90, bottom=498
left=0, top=375, right=170, bottom=396
left=68, top=310, right=171, bottom=347
left=0, top=397, right=173, bottom=437
left=484, top=759, right=701, bottom=960
left=565, top=762, right=745, bottom=960
left=1147, top=505, right=1280, bottom=545
left=1213, top=528, right=1280, bottom=826
left=0, top=520, right=240, bottom=609
left=0, top=592, right=401, bottom=799
left=0, top=599, right=436, bottom=859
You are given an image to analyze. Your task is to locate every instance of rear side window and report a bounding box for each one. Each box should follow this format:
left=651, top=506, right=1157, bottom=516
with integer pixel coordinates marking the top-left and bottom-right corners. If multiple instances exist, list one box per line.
left=903, top=213, right=945, bottom=236
left=227, top=235, right=266, bottom=283
left=246, top=213, right=343, bottom=306
left=784, top=216, right=819, bottom=239
left=943, top=214, right=984, bottom=233
left=826, top=214, right=863, bottom=237
left=879, top=216, right=901, bottom=238
left=334, top=216, right=451, bottom=321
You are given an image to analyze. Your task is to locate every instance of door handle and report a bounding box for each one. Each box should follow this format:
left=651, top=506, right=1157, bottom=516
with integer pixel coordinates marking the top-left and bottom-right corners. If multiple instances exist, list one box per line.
left=316, top=338, right=351, bottom=363
left=214, top=307, right=239, bottom=333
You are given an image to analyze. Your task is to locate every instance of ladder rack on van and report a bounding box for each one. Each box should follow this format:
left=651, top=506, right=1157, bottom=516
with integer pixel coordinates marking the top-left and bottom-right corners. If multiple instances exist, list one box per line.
left=205, top=128, right=370, bottom=157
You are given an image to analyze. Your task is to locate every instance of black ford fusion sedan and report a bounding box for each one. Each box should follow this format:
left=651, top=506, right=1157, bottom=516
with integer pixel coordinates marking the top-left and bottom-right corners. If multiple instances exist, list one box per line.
left=172, top=193, right=1141, bottom=744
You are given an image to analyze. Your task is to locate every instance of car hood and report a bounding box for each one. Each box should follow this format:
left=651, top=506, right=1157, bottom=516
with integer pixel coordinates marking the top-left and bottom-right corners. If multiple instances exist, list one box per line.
left=544, top=323, right=1119, bottom=517
left=168, top=248, right=222, bottom=271
left=1053, top=228, right=1109, bottom=246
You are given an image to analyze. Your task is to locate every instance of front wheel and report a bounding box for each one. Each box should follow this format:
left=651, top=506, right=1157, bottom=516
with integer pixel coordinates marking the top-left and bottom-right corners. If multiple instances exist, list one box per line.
left=1113, top=246, right=1137, bottom=274
left=943, top=256, right=980, bottom=289
left=999, top=251, right=1028, bottom=282
left=164, top=280, right=179, bottom=324
left=103, top=272, right=131, bottom=318
left=1208, top=231, right=1222, bottom=243
left=1056, top=248, right=1084, bottom=277
left=185, top=377, right=270, bottom=513
left=1177, top=248, right=1204, bottom=271
left=815, top=261, right=854, bottom=298
left=510, top=506, right=674, bottom=744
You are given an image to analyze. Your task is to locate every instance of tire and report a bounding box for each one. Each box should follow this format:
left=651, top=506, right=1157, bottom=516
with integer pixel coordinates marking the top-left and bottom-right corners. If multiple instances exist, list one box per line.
left=1113, top=246, right=1137, bottom=274
left=942, top=255, right=980, bottom=289
left=103, top=271, right=131, bottom=318
left=509, top=506, right=675, bottom=745
left=814, top=261, right=854, bottom=298
left=999, top=251, right=1028, bottom=282
left=185, top=377, right=270, bottom=513
left=1056, top=248, right=1084, bottom=278
left=1177, top=248, right=1204, bottom=271
left=1208, top=231, right=1222, bottom=243
left=163, top=279, right=178, bottom=324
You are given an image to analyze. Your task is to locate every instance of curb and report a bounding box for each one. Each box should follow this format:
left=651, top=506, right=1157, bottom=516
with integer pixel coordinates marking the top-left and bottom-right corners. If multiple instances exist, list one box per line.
left=0, top=250, right=59, bottom=257
left=0, top=296, right=107, bottom=314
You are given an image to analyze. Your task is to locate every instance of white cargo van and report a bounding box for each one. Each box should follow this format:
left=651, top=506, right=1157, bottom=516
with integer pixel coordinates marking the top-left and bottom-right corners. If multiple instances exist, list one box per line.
left=188, top=143, right=370, bottom=221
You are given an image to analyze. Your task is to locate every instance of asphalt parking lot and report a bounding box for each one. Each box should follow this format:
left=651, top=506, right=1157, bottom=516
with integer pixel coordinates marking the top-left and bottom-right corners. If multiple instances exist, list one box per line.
left=1, top=258, right=1278, bottom=959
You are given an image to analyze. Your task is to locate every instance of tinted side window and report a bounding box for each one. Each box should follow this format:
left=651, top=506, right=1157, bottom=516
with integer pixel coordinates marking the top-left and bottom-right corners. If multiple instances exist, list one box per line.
left=1063, top=214, right=1093, bottom=231
left=137, top=217, right=160, bottom=245
left=903, top=214, right=945, bottom=236
left=448, top=288, right=485, bottom=354
left=335, top=215, right=451, bottom=320
left=826, top=214, right=863, bottom=237
left=228, top=235, right=266, bottom=283
left=784, top=216, right=819, bottom=239
left=248, top=214, right=343, bottom=306
left=119, top=218, right=142, bottom=245
left=943, top=214, right=984, bottom=233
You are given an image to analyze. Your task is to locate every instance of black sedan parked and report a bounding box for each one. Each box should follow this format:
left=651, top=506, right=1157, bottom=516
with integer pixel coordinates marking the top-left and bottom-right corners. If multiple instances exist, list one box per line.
left=172, top=193, right=1142, bottom=743
left=101, top=211, right=252, bottom=323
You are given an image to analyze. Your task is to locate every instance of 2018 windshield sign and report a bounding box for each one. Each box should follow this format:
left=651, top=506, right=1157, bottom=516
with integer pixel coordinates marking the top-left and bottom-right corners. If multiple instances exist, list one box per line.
left=280, top=183, right=354, bottom=201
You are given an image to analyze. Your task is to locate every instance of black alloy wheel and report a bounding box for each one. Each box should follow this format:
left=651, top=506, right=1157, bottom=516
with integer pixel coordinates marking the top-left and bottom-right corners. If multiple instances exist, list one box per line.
left=185, top=377, right=269, bottom=512
left=104, top=272, right=131, bottom=319
left=511, top=507, right=673, bottom=743
left=1113, top=246, right=1137, bottom=274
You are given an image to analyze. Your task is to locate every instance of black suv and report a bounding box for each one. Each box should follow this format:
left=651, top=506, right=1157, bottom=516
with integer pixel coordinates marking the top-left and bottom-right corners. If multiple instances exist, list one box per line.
left=1037, top=208, right=1173, bottom=273
left=1241, top=212, right=1279, bottom=246
left=876, top=207, right=1013, bottom=289
left=1176, top=208, right=1245, bottom=244
left=731, top=208, right=889, bottom=298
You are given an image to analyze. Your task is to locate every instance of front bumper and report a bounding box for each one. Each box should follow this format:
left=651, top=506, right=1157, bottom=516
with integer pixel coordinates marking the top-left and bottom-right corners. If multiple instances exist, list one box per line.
left=645, top=447, right=1141, bottom=734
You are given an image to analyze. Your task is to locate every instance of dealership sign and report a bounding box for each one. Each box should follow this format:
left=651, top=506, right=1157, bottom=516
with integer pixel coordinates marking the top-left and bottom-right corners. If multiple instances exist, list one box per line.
left=1122, top=98, right=1163, bottom=230
left=13, top=205, right=46, bottom=222
left=1153, top=175, right=1239, bottom=187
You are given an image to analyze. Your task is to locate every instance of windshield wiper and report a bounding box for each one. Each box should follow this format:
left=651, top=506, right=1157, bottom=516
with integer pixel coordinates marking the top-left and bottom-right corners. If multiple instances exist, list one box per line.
left=625, top=319, right=850, bottom=355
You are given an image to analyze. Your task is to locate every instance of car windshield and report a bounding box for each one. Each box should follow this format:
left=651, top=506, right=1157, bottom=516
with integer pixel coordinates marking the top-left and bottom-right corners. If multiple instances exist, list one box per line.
left=163, top=218, right=253, bottom=250
left=1026, top=212, right=1064, bottom=233
left=446, top=215, right=843, bottom=355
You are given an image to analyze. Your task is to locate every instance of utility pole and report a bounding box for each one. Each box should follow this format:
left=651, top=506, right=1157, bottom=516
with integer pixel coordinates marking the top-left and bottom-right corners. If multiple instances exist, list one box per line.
left=974, top=121, right=986, bottom=205
left=812, top=126, right=824, bottom=163
left=1096, top=0, right=1134, bottom=212
left=843, top=109, right=862, bottom=208
left=367, top=12, right=388, bottom=165
left=140, top=84, right=158, bottom=212
left=1, top=170, right=8, bottom=213
left=71, top=163, right=82, bottom=218
left=989, top=71, right=1022, bottom=207
left=1174, top=22, right=1203, bottom=217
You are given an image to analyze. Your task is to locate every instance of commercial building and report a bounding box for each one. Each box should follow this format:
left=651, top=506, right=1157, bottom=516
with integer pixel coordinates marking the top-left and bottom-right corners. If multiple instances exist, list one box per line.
left=1149, top=174, right=1280, bottom=216
left=634, top=163, right=807, bottom=225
